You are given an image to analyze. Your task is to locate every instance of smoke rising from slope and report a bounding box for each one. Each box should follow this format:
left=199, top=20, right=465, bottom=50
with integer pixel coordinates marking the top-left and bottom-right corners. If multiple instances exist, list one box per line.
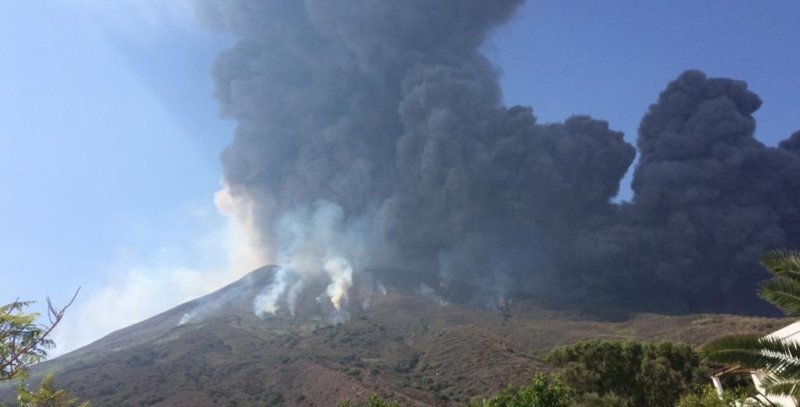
left=252, top=200, right=369, bottom=318
left=196, top=1, right=799, bottom=313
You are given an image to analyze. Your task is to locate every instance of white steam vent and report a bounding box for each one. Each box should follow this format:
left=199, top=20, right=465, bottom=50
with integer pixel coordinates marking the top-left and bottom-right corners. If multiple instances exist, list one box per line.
left=252, top=200, right=367, bottom=321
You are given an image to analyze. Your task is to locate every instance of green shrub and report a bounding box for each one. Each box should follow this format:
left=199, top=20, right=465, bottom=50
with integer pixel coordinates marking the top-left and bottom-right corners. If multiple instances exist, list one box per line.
left=546, top=340, right=706, bottom=407
left=339, top=394, right=401, bottom=407
left=674, top=385, right=759, bottom=407
left=468, top=374, right=572, bottom=407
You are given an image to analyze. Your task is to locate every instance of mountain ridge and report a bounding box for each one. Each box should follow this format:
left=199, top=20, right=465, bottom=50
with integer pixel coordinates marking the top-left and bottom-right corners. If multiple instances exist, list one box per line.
left=3, top=266, right=791, bottom=406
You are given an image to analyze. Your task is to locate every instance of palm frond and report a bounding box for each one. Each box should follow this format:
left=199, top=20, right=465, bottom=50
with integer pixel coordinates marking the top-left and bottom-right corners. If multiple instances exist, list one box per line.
left=699, top=250, right=800, bottom=401
left=759, top=277, right=800, bottom=316
left=703, top=335, right=779, bottom=369
left=702, top=335, right=800, bottom=372
left=760, top=376, right=800, bottom=398
left=761, top=250, right=800, bottom=281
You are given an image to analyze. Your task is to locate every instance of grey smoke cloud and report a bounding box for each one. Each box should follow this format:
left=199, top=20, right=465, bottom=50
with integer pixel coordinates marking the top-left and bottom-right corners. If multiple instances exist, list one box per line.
left=574, top=71, right=800, bottom=312
left=196, top=1, right=799, bottom=314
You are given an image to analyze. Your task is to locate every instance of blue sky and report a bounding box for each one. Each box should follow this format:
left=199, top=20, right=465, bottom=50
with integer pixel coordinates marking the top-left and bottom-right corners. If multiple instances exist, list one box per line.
left=493, top=1, right=800, bottom=145
left=1, top=1, right=798, bottom=354
left=489, top=0, right=800, bottom=197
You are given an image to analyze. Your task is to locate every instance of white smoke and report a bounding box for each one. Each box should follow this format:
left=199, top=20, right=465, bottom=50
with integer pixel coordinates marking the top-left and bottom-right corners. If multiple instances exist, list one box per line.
left=252, top=200, right=370, bottom=320
left=417, top=284, right=448, bottom=306
left=324, top=256, right=353, bottom=312
left=253, top=267, right=291, bottom=315
left=285, top=276, right=306, bottom=316
left=214, top=181, right=272, bottom=273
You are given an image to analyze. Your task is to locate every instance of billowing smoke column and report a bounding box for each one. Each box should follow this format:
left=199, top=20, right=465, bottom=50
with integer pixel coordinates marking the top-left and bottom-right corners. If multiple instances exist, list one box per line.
left=195, top=0, right=799, bottom=314
left=573, top=71, right=800, bottom=313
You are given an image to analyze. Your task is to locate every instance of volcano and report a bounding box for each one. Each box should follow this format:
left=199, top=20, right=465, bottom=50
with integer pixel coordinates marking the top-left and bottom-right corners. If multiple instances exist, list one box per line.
left=3, top=267, right=789, bottom=406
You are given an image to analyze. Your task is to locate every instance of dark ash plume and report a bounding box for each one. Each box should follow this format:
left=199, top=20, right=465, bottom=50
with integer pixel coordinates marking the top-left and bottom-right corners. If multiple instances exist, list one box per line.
left=574, top=71, right=800, bottom=313
left=197, top=1, right=799, bottom=314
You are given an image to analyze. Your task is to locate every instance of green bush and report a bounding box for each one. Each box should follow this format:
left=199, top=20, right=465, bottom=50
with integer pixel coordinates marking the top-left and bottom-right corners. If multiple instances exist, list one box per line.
left=16, top=374, right=91, bottom=407
left=546, top=340, right=707, bottom=407
left=468, top=374, right=572, bottom=407
left=339, top=394, right=401, bottom=407
left=674, top=385, right=760, bottom=407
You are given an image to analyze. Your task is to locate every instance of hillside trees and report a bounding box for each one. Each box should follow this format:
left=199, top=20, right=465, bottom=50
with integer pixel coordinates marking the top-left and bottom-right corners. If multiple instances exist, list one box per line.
left=703, top=249, right=800, bottom=398
left=545, top=340, right=708, bottom=407
left=458, top=338, right=756, bottom=407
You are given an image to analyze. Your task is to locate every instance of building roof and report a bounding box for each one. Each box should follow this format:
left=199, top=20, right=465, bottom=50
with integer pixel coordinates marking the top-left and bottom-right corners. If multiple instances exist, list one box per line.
left=765, top=321, right=800, bottom=343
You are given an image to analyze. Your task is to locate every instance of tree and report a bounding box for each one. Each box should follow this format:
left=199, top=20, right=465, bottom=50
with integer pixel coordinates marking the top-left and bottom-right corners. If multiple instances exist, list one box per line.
left=16, top=374, right=91, bottom=407
left=1, top=292, right=89, bottom=407
left=702, top=249, right=800, bottom=398
left=1, top=291, right=78, bottom=380
left=545, top=339, right=706, bottom=407
left=675, top=385, right=759, bottom=407
left=467, top=374, right=573, bottom=407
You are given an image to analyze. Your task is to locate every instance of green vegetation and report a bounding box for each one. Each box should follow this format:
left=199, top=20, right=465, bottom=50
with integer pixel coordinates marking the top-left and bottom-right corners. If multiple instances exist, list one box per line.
left=468, top=374, right=572, bottom=407
left=546, top=339, right=707, bottom=407
left=340, top=338, right=753, bottom=406
left=1, top=292, right=90, bottom=406
left=545, top=340, right=760, bottom=406
left=702, top=249, right=800, bottom=398
left=757, top=249, right=800, bottom=315
left=393, top=353, right=420, bottom=374
left=674, top=385, right=759, bottom=407
left=1, top=300, right=62, bottom=380
left=1, top=292, right=78, bottom=380
left=339, top=394, right=401, bottom=407
left=16, top=374, right=90, bottom=407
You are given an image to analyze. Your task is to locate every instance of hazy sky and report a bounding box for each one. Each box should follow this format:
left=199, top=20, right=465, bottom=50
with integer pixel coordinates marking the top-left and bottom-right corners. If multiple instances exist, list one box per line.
left=2, top=1, right=798, bottom=354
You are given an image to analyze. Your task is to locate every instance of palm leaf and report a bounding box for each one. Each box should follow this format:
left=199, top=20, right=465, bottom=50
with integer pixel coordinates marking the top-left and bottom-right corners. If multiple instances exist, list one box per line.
left=760, top=376, right=800, bottom=398
left=702, top=335, right=800, bottom=372
left=702, top=334, right=782, bottom=369
left=761, top=250, right=800, bottom=282
left=699, top=250, right=800, bottom=401
left=759, top=278, right=800, bottom=316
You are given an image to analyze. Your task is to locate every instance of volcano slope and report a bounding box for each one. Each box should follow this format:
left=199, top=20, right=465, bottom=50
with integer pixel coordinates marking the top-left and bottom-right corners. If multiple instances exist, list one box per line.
left=4, top=267, right=790, bottom=406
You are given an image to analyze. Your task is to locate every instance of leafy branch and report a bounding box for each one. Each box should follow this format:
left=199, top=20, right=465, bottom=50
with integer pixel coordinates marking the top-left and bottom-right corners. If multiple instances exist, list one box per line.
left=0, top=289, right=79, bottom=380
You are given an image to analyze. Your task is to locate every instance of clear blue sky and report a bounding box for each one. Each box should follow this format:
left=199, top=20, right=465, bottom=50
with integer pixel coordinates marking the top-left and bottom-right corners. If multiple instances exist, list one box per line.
left=1, top=1, right=798, bottom=353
